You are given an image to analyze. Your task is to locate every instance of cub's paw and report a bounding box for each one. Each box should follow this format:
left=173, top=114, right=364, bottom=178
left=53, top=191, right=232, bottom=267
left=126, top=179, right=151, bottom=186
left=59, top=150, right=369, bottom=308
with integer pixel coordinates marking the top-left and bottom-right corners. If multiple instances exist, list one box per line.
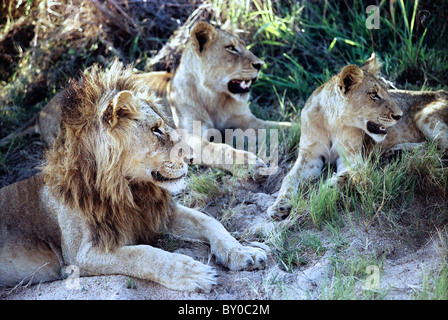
left=162, top=254, right=217, bottom=293
left=223, top=245, right=268, bottom=271
left=267, top=196, right=292, bottom=220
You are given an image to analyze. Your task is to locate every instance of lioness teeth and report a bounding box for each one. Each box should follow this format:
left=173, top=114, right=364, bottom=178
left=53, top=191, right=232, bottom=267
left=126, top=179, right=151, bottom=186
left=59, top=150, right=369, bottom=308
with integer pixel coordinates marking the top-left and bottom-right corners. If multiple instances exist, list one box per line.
left=367, top=121, right=387, bottom=135
left=240, top=80, right=251, bottom=89
left=228, top=79, right=252, bottom=94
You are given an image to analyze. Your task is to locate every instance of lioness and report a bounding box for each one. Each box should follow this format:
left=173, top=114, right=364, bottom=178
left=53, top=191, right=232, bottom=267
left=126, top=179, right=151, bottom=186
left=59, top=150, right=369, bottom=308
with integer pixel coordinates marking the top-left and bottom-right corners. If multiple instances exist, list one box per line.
left=140, top=21, right=292, bottom=175
left=0, top=61, right=267, bottom=292
left=268, top=53, right=448, bottom=219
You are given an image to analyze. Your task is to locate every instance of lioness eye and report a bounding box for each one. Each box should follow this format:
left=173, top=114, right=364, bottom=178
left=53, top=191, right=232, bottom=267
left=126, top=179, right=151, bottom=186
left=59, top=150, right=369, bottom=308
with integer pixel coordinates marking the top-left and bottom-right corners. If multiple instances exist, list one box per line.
left=151, top=126, right=163, bottom=135
left=226, top=45, right=238, bottom=53
left=369, top=92, right=380, bottom=100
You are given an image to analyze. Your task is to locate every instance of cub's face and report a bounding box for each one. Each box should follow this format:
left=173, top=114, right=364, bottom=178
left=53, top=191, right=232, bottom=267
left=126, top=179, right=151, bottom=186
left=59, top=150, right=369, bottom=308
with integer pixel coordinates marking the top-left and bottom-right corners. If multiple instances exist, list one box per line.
left=101, top=90, right=193, bottom=193
left=337, top=65, right=403, bottom=142
left=189, top=22, right=263, bottom=101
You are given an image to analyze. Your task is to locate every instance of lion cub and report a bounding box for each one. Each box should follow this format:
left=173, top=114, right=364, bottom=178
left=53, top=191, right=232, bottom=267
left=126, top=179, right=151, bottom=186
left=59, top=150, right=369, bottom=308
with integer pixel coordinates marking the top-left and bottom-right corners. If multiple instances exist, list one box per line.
left=0, top=61, right=266, bottom=292
left=268, top=53, right=448, bottom=220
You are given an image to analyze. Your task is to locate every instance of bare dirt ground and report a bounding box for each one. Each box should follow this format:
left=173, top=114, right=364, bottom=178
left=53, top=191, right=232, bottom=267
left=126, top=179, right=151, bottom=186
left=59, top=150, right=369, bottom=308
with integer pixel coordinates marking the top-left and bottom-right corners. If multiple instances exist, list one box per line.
left=1, top=147, right=446, bottom=300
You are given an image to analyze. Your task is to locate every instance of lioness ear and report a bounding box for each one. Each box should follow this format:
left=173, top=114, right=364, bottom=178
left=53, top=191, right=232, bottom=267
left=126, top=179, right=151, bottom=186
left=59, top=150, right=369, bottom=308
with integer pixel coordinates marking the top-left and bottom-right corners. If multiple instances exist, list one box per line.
left=361, top=52, right=381, bottom=76
left=102, top=91, right=140, bottom=129
left=338, top=65, right=364, bottom=95
left=191, top=21, right=218, bottom=53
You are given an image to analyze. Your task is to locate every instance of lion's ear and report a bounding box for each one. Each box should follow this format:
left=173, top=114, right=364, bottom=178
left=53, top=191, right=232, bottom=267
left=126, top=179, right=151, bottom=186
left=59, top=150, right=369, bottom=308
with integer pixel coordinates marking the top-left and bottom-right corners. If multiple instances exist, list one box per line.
left=191, top=21, right=218, bottom=53
left=361, top=52, right=381, bottom=76
left=102, top=91, right=140, bottom=129
left=338, top=65, right=364, bottom=95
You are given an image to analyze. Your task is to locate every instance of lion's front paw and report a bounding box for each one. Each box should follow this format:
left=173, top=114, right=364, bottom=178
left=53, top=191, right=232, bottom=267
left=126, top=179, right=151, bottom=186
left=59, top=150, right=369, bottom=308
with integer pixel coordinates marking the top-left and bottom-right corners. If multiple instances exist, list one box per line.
left=161, top=254, right=217, bottom=293
left=267, top=195, right=292, bottom=220
left=224, top=245, right=267, bottom=271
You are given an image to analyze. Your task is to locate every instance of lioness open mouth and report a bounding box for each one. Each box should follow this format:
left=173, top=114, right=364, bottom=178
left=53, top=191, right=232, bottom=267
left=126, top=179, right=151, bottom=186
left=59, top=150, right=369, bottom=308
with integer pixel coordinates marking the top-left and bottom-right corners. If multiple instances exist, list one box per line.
left=151, top=171, right=186, bottom=182
left=367, top=121, right=387, bottom=135
left=228, top=79, right=254, bottom=94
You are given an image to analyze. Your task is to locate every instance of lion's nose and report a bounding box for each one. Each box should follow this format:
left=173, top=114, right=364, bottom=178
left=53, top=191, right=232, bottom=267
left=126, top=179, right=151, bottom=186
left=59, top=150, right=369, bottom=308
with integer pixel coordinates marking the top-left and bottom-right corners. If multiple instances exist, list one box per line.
left=392, top=114, right=402, bottom=121
left=252, top=62, right=263, bottom=71
left=182, top=155, right=194, bottom=165
left=185, top=148, right=196, bottom=165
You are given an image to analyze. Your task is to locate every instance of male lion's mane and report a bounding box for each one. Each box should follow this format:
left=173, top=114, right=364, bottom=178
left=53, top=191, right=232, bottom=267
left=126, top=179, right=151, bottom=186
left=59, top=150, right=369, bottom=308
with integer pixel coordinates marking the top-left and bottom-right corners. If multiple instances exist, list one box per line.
left=43, top=61, right=174, bottom=251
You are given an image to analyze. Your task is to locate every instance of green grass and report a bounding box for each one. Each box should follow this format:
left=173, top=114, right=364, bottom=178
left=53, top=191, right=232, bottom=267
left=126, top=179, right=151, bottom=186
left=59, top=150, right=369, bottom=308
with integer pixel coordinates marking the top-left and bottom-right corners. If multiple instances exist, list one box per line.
left=268, top=227, right=326, bottom=272
left=430, top=264, right=448, bottom=300
left=186, top=167, right=226, bottom=205
left=416, top=264, right=448, bottom=300
left=284, top=140, right=447, bottom=231
left=318, top=239, right=393, bottom=300
left=126, top=277, right=137, bottom=290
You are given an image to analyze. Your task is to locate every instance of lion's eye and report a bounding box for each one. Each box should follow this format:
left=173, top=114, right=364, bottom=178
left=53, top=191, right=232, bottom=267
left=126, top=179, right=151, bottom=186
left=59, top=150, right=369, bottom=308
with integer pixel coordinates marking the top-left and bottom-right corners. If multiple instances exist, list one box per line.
left=226, top=45, right=239, bottom=53
left=369, top=92, right=380, bottom=100
left=151, top=126, right=163, bottom=135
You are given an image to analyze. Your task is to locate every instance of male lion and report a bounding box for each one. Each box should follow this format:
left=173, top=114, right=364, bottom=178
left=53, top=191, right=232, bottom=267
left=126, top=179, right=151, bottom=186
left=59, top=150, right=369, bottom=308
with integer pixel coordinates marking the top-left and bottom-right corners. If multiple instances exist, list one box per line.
left=267, top=53, right=448, bottom=219
left=0, top=61, right=267, bottom=292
